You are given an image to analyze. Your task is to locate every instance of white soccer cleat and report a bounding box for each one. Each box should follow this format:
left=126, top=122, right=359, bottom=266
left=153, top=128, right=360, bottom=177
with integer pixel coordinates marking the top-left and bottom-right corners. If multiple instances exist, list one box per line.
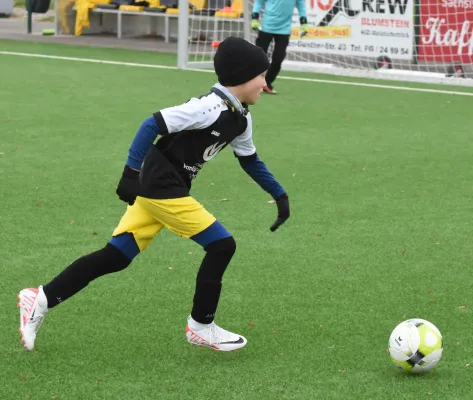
left=17, top=286, right=48, bottom=351
left=186, top=316, right=247, bottom=352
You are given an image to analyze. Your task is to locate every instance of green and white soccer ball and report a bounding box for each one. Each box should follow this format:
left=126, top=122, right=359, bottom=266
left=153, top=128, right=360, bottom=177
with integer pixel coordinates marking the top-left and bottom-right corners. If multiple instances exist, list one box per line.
left=388, top=318, right=443, bottom=374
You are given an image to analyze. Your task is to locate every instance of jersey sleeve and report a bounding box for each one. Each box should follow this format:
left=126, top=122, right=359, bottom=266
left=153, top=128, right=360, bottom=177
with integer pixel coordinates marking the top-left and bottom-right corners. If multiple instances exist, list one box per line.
left=230, top=112, right=257, bottom=157
left=153, top=96, right=222, bottom=135
left=252, top=0, right=265, bottom=14
left=296, top=0, right=307, bottom=18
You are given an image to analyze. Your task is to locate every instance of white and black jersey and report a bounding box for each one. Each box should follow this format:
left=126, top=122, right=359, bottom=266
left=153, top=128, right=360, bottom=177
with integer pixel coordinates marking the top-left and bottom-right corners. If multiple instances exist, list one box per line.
left=139, top=90, right=256, bottom=199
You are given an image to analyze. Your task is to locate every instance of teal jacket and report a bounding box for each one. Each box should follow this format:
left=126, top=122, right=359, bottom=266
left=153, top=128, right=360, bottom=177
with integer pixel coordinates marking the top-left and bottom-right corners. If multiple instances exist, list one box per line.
left=252, top=0, right=307, bottom=36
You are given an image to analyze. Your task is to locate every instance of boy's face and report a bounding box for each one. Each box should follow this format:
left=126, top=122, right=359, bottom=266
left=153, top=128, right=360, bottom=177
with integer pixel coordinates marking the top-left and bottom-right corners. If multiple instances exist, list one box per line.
left=239, top=71, right=267, bottom=105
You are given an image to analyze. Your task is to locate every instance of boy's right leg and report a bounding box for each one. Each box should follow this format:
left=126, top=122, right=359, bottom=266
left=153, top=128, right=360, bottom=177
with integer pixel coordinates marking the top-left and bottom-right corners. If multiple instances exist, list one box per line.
left=255, top=30, right=273, bottom=54
left=18, top=199, right=163, bottom=350
left=255, top=31, right=281, bottom=94
left=264, top=33, right=290, bottom=93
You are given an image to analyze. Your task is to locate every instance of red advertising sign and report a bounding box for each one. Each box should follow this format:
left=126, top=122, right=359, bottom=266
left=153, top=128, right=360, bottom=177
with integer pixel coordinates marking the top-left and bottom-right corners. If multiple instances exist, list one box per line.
left=419, top=0, right=473, bottom=63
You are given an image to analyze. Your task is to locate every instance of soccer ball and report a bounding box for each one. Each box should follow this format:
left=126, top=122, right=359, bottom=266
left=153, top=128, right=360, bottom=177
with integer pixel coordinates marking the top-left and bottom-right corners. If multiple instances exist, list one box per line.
left=388, top=318, right=443, bottom=374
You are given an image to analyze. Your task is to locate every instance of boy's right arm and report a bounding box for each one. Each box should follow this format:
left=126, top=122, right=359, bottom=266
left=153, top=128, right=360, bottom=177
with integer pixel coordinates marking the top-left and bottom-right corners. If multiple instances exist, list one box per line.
left=251, top=0, right=265, bottom=31
left=116, top=97, right=221, bottom=205
left=116, top=116, right=159, bottom=205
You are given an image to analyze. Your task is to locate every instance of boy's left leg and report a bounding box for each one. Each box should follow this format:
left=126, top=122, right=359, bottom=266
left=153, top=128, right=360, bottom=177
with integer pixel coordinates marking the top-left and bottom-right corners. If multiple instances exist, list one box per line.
left=187, top=230, right=245, bottom=351
left=139, top=196, right=247, bottom=351
left=265, top=33, right=290, bottom=93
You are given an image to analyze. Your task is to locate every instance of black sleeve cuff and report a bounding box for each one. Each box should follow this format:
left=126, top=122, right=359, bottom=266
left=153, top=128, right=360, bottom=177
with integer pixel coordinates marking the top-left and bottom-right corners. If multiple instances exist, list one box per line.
left=153, top=111, right=169, bottom=135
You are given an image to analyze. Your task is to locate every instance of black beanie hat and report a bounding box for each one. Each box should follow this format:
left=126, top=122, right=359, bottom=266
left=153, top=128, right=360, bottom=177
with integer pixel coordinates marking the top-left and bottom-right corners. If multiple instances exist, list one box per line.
left=214, top=36, right=270, bottom=86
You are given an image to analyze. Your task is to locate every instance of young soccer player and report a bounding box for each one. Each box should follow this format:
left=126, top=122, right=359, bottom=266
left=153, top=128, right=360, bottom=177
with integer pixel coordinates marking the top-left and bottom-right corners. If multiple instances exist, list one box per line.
left=251, top=0, right=308, bottom=94
left=17, top=37, right=290, bottom=353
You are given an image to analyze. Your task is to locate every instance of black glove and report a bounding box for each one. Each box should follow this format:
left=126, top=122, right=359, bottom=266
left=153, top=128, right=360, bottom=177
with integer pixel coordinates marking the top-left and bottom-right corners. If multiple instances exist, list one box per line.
left=116, top=165, right=140, bottom=205
left=270, top=193, right=290, bottom=232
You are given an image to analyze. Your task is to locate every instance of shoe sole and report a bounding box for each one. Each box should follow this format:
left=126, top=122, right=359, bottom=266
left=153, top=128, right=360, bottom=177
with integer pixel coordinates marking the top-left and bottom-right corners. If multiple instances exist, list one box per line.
left=188, top=341, right=247, bottom=352
left=186, top=325, right=247, bottom=352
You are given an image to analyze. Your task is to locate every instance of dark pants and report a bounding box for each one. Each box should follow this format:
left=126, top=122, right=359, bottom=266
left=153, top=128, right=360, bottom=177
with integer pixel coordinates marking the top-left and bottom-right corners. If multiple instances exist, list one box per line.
left=255, top=31, right=290, bottom=89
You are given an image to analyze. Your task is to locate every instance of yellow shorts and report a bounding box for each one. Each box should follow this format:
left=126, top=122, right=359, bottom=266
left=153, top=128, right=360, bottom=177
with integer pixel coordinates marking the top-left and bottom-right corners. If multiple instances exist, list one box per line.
left=112, top=196, right=216, bottom=252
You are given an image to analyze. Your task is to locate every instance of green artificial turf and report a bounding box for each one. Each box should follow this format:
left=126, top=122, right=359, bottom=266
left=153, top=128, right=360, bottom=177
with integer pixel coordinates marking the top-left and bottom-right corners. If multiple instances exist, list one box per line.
left=1, top=40, right=473, bottom=399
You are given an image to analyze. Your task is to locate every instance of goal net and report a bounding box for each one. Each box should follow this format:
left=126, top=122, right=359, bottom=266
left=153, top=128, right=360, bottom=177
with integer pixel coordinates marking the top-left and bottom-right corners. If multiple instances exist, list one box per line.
left=177, top=0, right=473, bottom=87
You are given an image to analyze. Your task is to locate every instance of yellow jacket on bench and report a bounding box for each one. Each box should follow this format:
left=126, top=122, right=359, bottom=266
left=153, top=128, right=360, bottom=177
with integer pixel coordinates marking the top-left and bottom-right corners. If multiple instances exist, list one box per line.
left=75, top=0, right=111, bottom=36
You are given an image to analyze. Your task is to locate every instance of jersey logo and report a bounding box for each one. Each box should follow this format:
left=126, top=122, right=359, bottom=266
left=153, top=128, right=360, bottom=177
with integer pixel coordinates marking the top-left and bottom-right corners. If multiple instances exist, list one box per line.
left=203, top=142, right=226, bottom=161
left=211, top=130, right=220, bottom=137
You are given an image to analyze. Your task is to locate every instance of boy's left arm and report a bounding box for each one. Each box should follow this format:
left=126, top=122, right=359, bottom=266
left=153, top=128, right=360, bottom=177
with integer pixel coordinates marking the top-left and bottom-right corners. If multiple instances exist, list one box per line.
left=230, top=113, right=290, bottom=232
left=296, top=0, right=309, bottom=36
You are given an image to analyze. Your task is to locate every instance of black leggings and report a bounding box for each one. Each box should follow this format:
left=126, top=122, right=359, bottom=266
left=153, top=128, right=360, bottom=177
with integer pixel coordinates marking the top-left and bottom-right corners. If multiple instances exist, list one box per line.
left=42, top=237, right=236, bottom=324
left=255, top=31, right=290, bottom=88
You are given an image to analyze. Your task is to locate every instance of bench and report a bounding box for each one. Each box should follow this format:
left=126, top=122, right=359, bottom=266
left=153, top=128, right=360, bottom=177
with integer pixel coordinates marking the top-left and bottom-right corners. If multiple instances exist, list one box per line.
left=60, top=0, right=245, bottom=42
